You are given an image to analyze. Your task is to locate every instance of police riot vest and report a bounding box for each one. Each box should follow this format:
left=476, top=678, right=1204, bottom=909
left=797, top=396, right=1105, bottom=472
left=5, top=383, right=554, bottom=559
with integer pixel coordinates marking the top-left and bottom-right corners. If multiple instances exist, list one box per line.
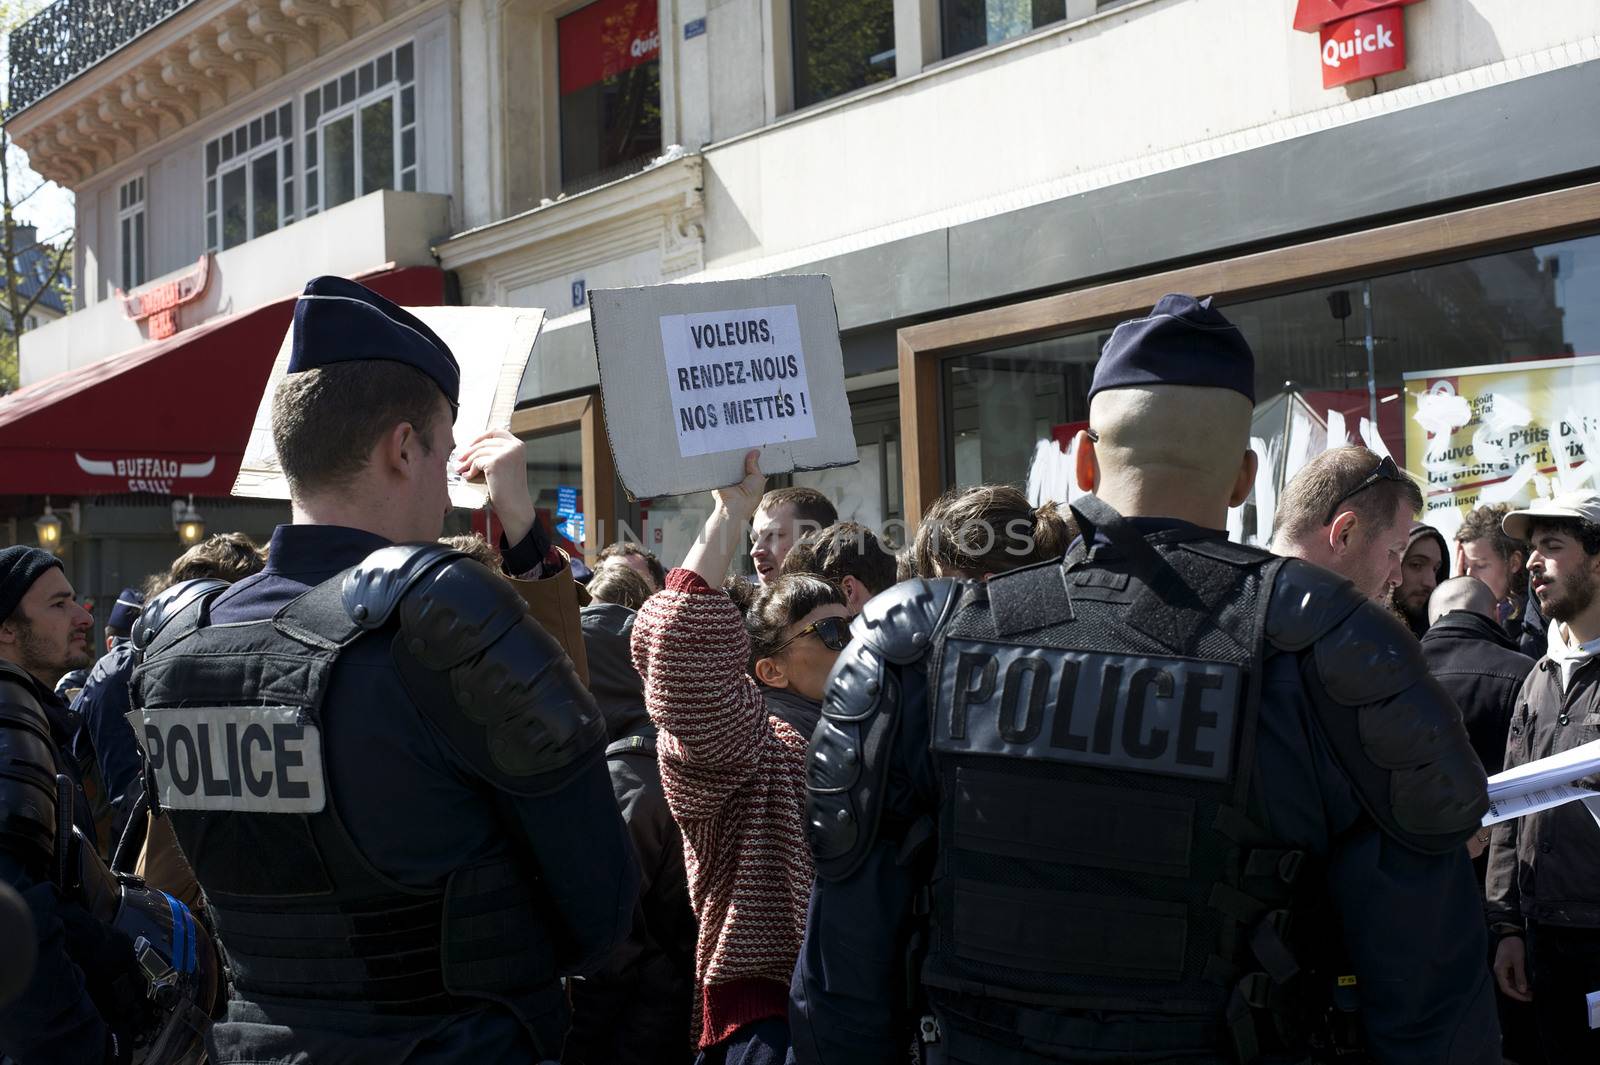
left=129, top=572, right=558, bottom=1026
left=920, top=505, right=1324, bottom=1058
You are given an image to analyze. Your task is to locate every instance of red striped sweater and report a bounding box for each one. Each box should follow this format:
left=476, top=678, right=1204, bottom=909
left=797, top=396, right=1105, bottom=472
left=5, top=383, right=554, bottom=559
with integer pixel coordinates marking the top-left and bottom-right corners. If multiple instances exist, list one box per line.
left=632, top=569, right=813, bottom=1049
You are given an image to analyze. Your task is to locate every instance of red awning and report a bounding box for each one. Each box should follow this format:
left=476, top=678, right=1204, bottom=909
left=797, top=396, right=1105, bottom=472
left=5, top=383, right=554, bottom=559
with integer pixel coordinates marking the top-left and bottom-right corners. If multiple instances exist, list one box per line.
left=0, top=266, right=444, bottom=497
left=1293, top=0, right=1422, bottom=32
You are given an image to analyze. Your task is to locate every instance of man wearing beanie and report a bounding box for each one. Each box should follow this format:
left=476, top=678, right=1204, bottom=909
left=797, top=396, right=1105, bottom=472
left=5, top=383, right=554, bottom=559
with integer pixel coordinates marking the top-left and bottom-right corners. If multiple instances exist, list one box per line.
left=1393, top=522, right=1449, bottom=637
left=128, top=276, right=636, bottom=1064
left=791, top=295, right=1497, bottom=1063
left=0, top=547, right=140, bottom=1063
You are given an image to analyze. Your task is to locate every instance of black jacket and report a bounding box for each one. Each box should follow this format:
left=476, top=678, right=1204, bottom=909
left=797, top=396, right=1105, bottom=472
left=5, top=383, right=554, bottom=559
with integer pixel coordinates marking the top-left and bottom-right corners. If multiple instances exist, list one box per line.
left=566, top=604, right=696, bottom=1065
left=0, top=660, right=134, bottom=1065
left=1421, top=610, right=1535, bottom=779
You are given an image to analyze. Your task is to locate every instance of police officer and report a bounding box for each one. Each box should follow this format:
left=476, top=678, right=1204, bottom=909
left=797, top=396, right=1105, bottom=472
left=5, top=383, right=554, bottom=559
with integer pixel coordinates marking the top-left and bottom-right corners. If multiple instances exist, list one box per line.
left=0, top=548, right=214, bottom=1064
left=129, top=276, right=638, bottom=1063
left=790, top=295, right=1500, bottom=1063
left=66, top=587, right=145, bottom=849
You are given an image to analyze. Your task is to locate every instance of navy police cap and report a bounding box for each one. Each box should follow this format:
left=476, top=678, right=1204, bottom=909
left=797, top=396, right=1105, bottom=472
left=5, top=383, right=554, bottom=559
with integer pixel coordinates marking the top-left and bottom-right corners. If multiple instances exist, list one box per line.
left=107, top=587, right=145, bottom=633
left=288, top=276, right=460, bottom=409
left=1090, top=294, right=1255, bottom=404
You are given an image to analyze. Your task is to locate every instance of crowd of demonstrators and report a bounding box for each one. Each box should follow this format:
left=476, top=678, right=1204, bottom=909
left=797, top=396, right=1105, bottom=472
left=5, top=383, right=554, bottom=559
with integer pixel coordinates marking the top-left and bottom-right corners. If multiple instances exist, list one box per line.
left=1457, top=503, right=1549, bottom=660
left=51, top=588, right=143, bottom=702
left=1269, top=445, right=1423, bottom=601
left=777, top=521, right=897, bottom=613
left=750, top=486, right=837, bottom=583
left=1487, top=492, right=1600, bottom=1063
left=599, top=540, right=668, bottom=592
left=910, top=484, right=1073, bottom=579
left=632, top=451, right=851, bottom=1063
left=1392, top=522, right=1449, bottom=637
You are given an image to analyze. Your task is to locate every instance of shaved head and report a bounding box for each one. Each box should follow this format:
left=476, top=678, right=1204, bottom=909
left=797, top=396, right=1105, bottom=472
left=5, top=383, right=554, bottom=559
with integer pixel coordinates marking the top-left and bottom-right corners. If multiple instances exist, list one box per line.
left=1078, top=384, right=1256, bottom=527
left=1428, top=575, right=1498, bottom=627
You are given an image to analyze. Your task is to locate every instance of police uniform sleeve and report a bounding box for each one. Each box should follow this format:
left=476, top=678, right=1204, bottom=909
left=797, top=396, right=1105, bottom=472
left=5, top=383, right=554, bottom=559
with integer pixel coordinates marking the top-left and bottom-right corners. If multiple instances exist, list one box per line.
left=791, top=579, right=955, bottom=1065
left=1265, top=560, right=1488, bottom=851
left=346, top=547, right=637, bottom=973
left=1264, top=562, right=1500, bottom=1063
left=71, top=646, right=144, bottom=823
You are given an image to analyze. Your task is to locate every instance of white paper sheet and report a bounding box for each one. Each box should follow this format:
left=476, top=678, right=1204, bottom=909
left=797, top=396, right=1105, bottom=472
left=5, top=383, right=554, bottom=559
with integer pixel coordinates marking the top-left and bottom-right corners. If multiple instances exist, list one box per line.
left=1483, top=737, right=1600, bottom=827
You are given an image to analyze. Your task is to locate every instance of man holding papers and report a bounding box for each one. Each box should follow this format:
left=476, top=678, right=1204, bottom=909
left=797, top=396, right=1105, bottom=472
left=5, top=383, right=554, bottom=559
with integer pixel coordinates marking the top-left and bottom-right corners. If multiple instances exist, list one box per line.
left=1487, top=490, right=1600, bottom=1061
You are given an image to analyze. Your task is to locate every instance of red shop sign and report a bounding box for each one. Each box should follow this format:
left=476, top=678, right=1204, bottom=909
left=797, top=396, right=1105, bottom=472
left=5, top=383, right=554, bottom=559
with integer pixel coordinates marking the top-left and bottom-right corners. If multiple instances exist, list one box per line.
left=115, top=254, right=211, bottom=340
left=558, top=0, right=660, bottom=96
left=1319, top=7, right=1406, bottom=88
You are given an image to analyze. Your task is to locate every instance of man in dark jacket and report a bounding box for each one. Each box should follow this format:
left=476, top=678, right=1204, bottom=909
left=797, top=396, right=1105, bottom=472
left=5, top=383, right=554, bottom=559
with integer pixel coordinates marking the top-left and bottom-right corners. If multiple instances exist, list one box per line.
left=1422, top=576, right=1536, bottom=794
left=1422, top=576, right=1540, bottom=1063
left=1487, top=492, right=1600, bottom=1063
left=566, top=599, right=696, bottom=1065
left=0, top=547, right=141, bottom=1064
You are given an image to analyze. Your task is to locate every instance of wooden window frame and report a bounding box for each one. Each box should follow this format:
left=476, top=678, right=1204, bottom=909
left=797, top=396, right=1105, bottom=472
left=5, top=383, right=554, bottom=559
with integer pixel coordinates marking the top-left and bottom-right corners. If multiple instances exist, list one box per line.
left=509, top=391, right=617, bottom=559
left=896, top=179, right=1600, bottom=523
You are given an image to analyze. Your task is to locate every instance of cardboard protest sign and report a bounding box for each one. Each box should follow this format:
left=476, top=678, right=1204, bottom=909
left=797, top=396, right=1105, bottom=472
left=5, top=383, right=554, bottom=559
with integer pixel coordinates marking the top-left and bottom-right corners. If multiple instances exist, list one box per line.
left=590, top=275, right=857, bottom=498
left=233, top=305, right=543, bottom=509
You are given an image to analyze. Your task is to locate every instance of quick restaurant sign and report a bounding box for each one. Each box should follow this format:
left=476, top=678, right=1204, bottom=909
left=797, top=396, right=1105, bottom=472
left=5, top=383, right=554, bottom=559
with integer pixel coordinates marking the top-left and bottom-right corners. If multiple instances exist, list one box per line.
left=1293, top=0, right=1423, bottom=90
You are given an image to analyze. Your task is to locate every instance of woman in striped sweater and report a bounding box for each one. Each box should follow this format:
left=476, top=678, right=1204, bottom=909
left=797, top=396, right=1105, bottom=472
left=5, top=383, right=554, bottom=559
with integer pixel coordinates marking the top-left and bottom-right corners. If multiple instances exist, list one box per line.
left=632, top=451, right=851, bottom=1064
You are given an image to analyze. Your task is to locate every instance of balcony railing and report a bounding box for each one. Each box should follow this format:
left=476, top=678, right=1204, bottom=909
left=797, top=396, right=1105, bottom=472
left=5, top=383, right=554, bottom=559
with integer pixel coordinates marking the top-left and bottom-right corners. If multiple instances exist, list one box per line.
left=5, top=0, right=198, bottom=118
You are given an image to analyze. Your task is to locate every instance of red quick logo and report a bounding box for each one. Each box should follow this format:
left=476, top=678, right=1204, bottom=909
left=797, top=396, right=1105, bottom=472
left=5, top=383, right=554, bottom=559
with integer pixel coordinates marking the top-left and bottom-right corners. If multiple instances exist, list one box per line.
left=1319, top=7, right=1407, bottom=88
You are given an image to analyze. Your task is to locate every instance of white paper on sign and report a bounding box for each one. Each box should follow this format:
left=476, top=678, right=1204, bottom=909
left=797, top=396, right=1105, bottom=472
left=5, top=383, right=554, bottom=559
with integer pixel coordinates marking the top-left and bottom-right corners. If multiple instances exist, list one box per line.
left=659, top=304, right=817, bottom=458
left=1326, top=410, right=1347, bottom=450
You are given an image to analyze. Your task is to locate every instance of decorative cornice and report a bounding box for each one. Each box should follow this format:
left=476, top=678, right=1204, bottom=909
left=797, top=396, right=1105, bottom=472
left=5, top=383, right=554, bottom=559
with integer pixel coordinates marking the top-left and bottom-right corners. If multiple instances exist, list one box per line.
left=438, top=156, right=706, bottom=291
left=10, top=0, right=434, bottom=188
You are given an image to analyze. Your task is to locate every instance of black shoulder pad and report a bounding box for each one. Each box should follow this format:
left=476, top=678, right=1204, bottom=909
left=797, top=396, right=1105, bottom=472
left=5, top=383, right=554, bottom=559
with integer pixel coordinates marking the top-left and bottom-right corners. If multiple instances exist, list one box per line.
left=394, top=554, right=529, bottom=670
left=342, top=543, right=464, bottom=631
left=853, top=578, right=962, bottom=665
left=133, top=579, right=229, bottom=654
left=0, top=664, right=58, bottom=866
left=1264, top=559, right=1367, bottom=652
left=807, top=580, right=953, bottom=881
left=1304, top=598, right=1488, bottom=851
left=808, top=634, right=902, bottom=880
left=398, top=567, right=606, bottom=796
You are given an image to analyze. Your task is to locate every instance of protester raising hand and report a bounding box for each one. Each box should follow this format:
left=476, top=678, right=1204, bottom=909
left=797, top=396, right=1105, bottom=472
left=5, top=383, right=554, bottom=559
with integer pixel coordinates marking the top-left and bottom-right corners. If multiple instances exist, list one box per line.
left=682, top=448, right=766, bottom=586
left=455, top=428, right=538, bottom=546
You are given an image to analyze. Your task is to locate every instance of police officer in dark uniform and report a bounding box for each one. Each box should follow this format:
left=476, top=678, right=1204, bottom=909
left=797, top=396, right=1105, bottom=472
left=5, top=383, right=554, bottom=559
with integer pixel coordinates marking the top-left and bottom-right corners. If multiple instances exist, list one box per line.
left=128, top=276, right=638, bottom=1064
left=1, top=548, right=215, bottom=1064
left=67, top=588, right=146, bottom=850
left=790, top=295, right=1500, bottom=1063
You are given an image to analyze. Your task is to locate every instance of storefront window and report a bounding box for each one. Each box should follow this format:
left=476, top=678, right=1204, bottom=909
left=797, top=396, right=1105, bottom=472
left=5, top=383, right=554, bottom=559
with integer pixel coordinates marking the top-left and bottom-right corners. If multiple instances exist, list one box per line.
left=792, top=385, right=903, bottom=535
left=941, top=232, right=1600, bottom=535
left=942, top=0, right=1065, bottom=59
left=792, top=0, right=896, bottom=109
left=525, top=429, right=586, bottom=555
left=558, top=0, right=662, bottom=194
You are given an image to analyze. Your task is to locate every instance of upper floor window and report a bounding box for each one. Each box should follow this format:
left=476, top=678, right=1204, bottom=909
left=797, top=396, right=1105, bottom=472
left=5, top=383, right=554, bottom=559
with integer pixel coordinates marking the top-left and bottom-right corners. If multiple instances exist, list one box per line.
left=118, top=176, right=147, bottom=289
left=557, top=0, right=661, bottom=194
left=792, top=0, right=895, bottom=109
left=304, top=42, right=417, bottom=216
left=942, top=0, right=1064, bottom=58
left=205, top=103, right=295, bottom=251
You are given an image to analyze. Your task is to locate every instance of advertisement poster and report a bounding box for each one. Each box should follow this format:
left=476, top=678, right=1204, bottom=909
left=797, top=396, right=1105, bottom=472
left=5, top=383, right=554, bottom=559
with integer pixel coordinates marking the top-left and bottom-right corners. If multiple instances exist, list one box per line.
left=1404, top=355, right=1600, bottom=543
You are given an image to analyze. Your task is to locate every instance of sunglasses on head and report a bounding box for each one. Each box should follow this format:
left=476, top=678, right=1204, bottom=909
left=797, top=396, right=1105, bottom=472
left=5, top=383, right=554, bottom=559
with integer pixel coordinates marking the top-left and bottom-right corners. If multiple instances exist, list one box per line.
left=1324, top=454, right=1406, bottom=526
left=771, top=615, right=851, bottom=655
